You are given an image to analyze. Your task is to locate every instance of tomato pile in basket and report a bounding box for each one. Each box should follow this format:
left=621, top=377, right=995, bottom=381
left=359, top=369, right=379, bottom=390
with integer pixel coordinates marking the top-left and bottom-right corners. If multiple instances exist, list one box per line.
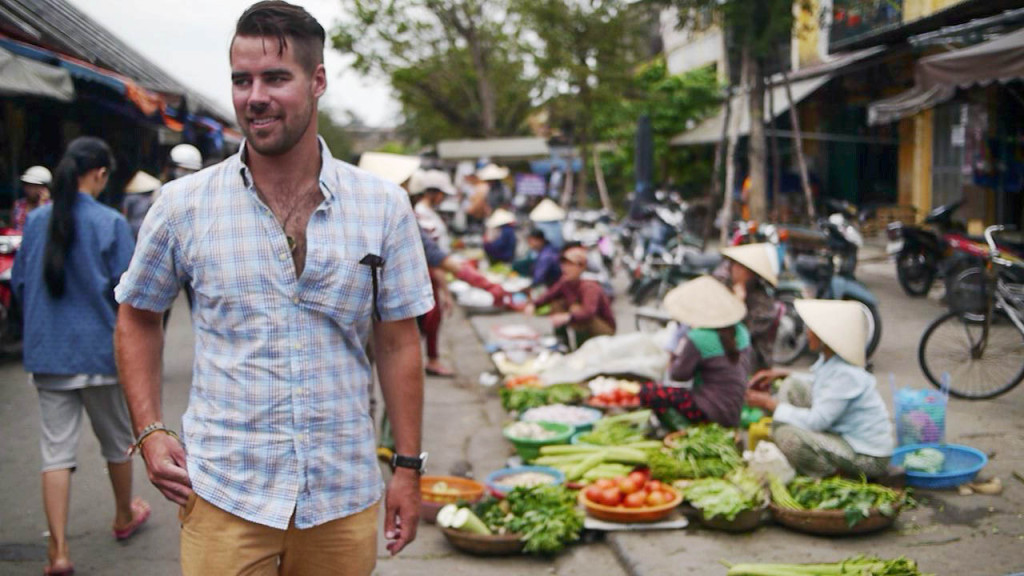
left=581, top=471, right=676, bottom=509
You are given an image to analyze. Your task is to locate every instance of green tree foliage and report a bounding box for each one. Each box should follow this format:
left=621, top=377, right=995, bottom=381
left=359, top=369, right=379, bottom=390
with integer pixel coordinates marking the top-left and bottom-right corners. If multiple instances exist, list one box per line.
left=596, top=59, right=721, bottom=203
left=317, top=110, right=354, bottom=162
left=333, top=0, right=535, bottom=142
left=514, top=0, right=651, bottom=207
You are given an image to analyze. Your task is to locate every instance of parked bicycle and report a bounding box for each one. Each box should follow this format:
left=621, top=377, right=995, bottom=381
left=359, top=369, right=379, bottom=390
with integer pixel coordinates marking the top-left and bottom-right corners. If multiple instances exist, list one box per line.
left=917, top=225, right=1024, bottom=399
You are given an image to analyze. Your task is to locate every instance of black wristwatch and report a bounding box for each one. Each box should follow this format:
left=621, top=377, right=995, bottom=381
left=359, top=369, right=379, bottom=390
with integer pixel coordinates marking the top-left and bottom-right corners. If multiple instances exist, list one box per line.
left=390, top=451, right=428, bottom=474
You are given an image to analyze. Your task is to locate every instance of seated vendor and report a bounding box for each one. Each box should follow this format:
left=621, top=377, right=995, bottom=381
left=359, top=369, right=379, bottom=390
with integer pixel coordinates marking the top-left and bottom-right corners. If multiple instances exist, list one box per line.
left=524, top=246, right=614, bottom=348
left=639, top=276, right=752, bottom=429
left=484, top=208, right=517, bottom=264
left=745, top=299, right=894, bottom=479
left=527, top=229, right=562, bottom=287
left=714, top=243, right=778, bottom=372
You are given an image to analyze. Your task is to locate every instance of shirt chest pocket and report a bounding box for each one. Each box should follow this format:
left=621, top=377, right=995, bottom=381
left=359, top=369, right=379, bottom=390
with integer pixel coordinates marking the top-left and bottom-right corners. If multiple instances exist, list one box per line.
left=302, top=259, right=375, bottom=324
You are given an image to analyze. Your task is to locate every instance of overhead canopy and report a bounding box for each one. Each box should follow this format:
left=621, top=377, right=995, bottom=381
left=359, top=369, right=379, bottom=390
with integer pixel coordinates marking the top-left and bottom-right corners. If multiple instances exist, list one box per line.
left=869, top=27, right=1024, bottom=125
left=670, top=75, right=830, bottom=146
left=0, top=45, right=72, bottom=101
left=437, top=137, right=549, bottom=160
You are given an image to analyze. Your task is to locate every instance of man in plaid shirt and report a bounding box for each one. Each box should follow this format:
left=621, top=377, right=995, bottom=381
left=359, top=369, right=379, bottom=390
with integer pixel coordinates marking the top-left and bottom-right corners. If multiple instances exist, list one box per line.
left=114, top=2, right=433, bottom=574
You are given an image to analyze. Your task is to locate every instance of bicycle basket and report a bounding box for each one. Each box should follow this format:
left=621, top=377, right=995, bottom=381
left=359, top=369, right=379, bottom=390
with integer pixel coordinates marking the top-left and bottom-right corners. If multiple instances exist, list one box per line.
left=946, top=268, right=990, bottom=316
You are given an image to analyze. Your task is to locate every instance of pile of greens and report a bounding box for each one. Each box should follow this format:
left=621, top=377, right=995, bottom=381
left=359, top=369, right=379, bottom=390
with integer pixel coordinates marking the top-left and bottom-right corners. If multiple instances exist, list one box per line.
left=575, top=410, right=651, bottom=446
left=500, top=383, right=588, bottom=412
left=647, top=424, right=743, bottom=481
left=903, top=448, right=945, bottom=474
left=684, top=469, right=767, bottom=521
left=771, top=476, right=912, bottom=527
left=724, top=555, right=932, bottom=576
left=474, top=485, right=584, bottom=554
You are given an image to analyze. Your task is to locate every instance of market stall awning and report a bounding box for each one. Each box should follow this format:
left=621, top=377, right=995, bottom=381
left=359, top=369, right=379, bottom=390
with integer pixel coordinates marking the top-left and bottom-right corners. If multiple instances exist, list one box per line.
left=670, top=75, right=831, bottom=146
left=0, top=44, right=73, bottom=101
left=437, top=137, right=550, bottom=160
left=868, top=27, right=1024, bottom=125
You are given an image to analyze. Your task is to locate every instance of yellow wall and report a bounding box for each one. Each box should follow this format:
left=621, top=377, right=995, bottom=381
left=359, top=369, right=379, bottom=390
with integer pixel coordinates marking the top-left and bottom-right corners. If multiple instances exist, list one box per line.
left=904, top=0, right=968, bottom=22
left=911, top=109, right=934, bottom=221
left=795, top=0, right=822, bottom=68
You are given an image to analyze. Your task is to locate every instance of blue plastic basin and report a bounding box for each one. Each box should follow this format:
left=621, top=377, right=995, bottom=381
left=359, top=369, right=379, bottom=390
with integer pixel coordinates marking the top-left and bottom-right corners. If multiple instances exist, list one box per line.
left=890, top=443, right=987, bottom=489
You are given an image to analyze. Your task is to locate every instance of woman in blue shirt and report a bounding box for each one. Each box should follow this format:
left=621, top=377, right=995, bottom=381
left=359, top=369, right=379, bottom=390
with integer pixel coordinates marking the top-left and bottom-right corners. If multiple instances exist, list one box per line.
left=484, top=208, right=517, bottom=264
left=745, top=299, right=894, bottom=479
left=13, top=137, right=148, bottom=576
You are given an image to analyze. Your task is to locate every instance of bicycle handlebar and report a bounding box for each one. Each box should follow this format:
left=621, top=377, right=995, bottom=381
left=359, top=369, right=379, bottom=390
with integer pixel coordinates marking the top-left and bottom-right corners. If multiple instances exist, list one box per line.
left=984, top=225, right=1006, bottom=255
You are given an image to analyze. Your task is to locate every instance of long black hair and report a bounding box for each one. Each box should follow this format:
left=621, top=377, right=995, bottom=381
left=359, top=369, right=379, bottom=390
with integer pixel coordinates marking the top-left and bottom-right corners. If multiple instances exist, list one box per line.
left=717, top=325, right=740, bottom=364
left=44, top=137, right=115, bottom=297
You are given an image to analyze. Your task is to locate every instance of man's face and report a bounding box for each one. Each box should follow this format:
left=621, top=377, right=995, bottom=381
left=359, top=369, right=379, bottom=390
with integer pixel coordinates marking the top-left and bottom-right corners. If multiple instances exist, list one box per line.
left=230, top=36, right=326, bottom=156
left=527, top=236, right=544, bottom=252
left=560, top=258, right=584, bottom=281
left=23, top=184, right=48, bottom=203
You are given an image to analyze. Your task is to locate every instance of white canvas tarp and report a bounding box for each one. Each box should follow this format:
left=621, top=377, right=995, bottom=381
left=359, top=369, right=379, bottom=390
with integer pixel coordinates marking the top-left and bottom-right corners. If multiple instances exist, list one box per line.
left=0, top=46, right=74, bottom=102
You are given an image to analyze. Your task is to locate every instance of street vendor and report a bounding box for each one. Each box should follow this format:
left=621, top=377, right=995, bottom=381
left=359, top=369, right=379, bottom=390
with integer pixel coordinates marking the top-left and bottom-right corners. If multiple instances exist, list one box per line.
left=523, top=246, right=614, bottom=348
left=639, top=276, right=752, bottom=429
left=745, top=299, right=894, bottom=479
left=714, top=242, right=778, bottom=372
left=526, top=229, right=561, bottom=287
left=484, top=208, right=518, bottom=264
left=412, top=169, right=455, bottom=251
left=529, top=197, right=566, bottom=249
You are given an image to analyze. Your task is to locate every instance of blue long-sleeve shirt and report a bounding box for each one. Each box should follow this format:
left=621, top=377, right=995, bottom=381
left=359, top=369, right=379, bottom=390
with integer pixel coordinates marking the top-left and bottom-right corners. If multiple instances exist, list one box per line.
left=12, top=193, right=135, bottom=376
left=532, top=243, right=561, bottom=286
left=484, top=224, right=517, bottom=263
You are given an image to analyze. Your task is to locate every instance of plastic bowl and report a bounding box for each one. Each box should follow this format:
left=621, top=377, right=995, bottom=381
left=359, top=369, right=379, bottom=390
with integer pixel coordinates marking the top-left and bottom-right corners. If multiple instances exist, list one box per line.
left=890, top=443, right=988, bottom=489
left=502, top=421, right=574, bottom=462
left=579, top=486, right=683, bottom=523
left=485, top=466, right=565, bottom=498
left=520, top=405, right=603, bottom=432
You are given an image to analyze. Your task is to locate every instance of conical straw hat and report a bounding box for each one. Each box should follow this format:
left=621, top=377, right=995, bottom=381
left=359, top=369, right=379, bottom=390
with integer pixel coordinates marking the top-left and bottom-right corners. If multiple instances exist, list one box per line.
left=529, top=198, right=566, bottom=222
left=663, top=275, right=747, bottom=329
left=125, top=171, right=161, bottom=194
left=476, top=163, right=509, bottom=181
left=794, top=299, right=867, bottom=367
left=721, top=243, right=778, bottom=286
left=486, top=208, right=516, bottom=228
left=358, top=152, right=421, bottom=185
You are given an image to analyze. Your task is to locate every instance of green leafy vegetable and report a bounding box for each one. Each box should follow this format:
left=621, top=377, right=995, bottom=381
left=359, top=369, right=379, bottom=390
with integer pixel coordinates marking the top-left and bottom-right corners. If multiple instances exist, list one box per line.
left=474, top=485, right=584, bottom=554
left=903, top=448, right=945, bottom=474
left=684, top=469, right=767, bottom=521
left=778, top=477, right=913, bottom=527
left=724, top=555, right=932, bottom=575
left=647, top=424, right=742, bottom=481
left=500, top=384, right=588, bottom=412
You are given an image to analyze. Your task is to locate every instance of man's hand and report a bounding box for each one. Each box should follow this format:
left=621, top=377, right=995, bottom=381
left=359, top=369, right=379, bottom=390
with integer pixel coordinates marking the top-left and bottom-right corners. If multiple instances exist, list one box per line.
left=550, top=312, right=572, bottom=328
left=745, top=389, right=778, bottom=413
left=486, top=284, right=507, bottom=306
left=748, top=368, right=789, bottom=392
left=384, top=469, right=420, bottom=556
left=140, top=432, right=192, bottom=505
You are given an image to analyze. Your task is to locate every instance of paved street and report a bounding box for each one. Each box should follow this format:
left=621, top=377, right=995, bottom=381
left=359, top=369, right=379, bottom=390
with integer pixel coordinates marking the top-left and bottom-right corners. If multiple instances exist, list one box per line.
left=1, top=253, right=1022, bottom=575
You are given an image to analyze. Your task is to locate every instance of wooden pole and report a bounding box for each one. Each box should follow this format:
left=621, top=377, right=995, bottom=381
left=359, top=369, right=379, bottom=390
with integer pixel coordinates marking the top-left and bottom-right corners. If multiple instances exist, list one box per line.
left=768, top=79, right=781, bottom=221
left=703, top=90, right=733, bottom=251
left=721, top=48, right=750, bottom=245
left=782, top=71, right=816, bottom=221
left=593, top=147, right=612, bottom=212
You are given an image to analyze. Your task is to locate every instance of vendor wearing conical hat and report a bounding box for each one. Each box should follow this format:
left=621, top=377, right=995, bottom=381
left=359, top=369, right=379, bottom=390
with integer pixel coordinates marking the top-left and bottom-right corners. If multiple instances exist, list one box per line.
left=122, top=171, right=162, bottom=240
left=483, top=208, right=517, bottom=264
left=714, top=243, right=778, bottom=372
left=524, top=246, right=615, bottom=349
left=639, top=276, right=752, bottom=429
left=529, top=198, right=566, bottom=249
left=745, top=300, right=894, bottom=479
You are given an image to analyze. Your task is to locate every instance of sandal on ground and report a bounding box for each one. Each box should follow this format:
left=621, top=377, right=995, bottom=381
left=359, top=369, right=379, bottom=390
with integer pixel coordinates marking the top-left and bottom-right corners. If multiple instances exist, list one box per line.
left=425, top=365, right=456, bottom=378
left=113, top=497, right=151, bottom=541
left=43, top=560, right=74, bottom=576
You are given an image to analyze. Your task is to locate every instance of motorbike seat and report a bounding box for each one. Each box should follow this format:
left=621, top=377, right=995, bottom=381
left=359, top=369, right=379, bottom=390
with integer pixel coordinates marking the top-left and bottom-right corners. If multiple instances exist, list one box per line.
left=794, top=254, right=826, bottom=280
left=683, top=251, right=722, bottom=270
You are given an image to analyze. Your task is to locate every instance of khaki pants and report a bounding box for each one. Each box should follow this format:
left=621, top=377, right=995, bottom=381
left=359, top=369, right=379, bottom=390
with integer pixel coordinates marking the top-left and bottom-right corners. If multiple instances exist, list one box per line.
left=551, top=302, right=615, bottom=350
left=180, top=494, right=379, bottom=576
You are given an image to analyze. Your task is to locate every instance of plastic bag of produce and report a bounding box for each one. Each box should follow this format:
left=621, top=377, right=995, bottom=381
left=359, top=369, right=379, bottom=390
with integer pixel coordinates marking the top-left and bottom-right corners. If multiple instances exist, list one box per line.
left=743, top=441, right=795, bottom=485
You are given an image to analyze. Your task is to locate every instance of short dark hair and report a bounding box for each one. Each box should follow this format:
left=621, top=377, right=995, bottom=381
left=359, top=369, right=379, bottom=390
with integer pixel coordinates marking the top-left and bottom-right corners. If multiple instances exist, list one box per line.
left=528, top=229, right=547, bottom=242
left=234, top=1, right=325, bottom=73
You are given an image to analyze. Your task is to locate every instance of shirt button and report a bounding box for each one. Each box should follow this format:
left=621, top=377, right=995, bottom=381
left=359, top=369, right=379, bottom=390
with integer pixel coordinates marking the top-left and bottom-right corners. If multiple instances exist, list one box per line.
left=293, top=343, right=301, bottom=351
left=296, top=388, right=305, bottom=395
left=279, top=253, right=288, bottom=261
left=293, top=297, right=300, bottom=304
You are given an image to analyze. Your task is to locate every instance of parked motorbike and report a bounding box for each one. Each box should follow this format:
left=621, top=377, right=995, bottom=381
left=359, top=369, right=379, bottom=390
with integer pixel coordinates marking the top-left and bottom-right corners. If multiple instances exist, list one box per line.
left=887, top=200, right=982, bottom=297
left=0, top=227, right=22, bottom=345
left=791, top=216, right=883, bottom=359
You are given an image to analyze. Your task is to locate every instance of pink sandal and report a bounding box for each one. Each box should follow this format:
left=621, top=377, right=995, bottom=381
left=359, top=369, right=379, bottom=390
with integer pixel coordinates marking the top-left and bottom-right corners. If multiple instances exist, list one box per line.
left=113, top=497, right=151, bottom=541
left=43, top=559, right=74, bottom=575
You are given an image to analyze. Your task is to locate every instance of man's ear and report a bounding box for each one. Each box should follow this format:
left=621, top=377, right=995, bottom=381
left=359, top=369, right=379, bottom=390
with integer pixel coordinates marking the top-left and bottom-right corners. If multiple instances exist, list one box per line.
left=312, top=63, right=327, bottom=99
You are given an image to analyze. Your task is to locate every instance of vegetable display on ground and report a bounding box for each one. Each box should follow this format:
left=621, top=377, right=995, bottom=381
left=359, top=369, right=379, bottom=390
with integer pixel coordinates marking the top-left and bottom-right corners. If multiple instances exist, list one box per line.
left=683, top=468, right=767, bottom=521
left=500, top=383, right=589, bottom=412
left=574, top=410, right=652, bottom=446
left=770, top=476, right=912, bottom=527
left=474, top=485, right=584, bottom=554
left=648, top=424, right=743, bottom=481
left=724, top=555, right=932, bottom=576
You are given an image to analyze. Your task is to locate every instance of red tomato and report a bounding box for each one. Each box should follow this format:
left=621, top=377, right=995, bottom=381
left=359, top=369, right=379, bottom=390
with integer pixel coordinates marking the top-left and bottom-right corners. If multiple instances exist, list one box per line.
left=623, top=491, right=647, bottom=508
left=645, top=479, right=663, bottom=492
left=594, top=478, right=616, bottom=490
left=628, top=471, right=647, bottom=486
left=600, top=488, right=623, bottom=507
left=645, top=490, right=667, bottom=507
left=617, top=477, right=640, bottom=495
left=584, top=485, right=604, bottom=503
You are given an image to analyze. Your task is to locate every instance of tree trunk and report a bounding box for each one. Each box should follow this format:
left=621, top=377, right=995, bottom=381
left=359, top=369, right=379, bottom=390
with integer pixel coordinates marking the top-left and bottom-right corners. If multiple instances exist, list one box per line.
left=577, top=139, right=590, bottom=209
left=782, top=71, right=816, bottom=221
left=768, top=80, right=781, bottom=221
left=747, top=53, right=768, bottom=222
left=704, top=88, right=733, bottom=251
left=721, top=51, right=750, bottom=244
left=593, top=147, right=612, bottom=212
left=560, top=152, right=575, bottom=209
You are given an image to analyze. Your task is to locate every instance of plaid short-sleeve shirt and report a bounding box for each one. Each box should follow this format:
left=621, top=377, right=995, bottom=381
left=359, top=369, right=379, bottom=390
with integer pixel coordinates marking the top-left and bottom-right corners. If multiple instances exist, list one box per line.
left=115, top=139, right=434, bottom=529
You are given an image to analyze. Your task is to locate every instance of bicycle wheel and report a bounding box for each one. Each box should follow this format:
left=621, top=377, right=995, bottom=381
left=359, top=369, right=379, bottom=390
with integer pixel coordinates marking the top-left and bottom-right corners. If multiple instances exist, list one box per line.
left=918, top=310, right=1024, bottom=399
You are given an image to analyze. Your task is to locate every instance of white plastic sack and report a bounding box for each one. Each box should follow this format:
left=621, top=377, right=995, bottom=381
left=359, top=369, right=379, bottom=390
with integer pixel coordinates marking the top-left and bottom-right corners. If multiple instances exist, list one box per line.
left=743, top=441, right=796, bottom=485
left=538, top=332, right=668, bottom=385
